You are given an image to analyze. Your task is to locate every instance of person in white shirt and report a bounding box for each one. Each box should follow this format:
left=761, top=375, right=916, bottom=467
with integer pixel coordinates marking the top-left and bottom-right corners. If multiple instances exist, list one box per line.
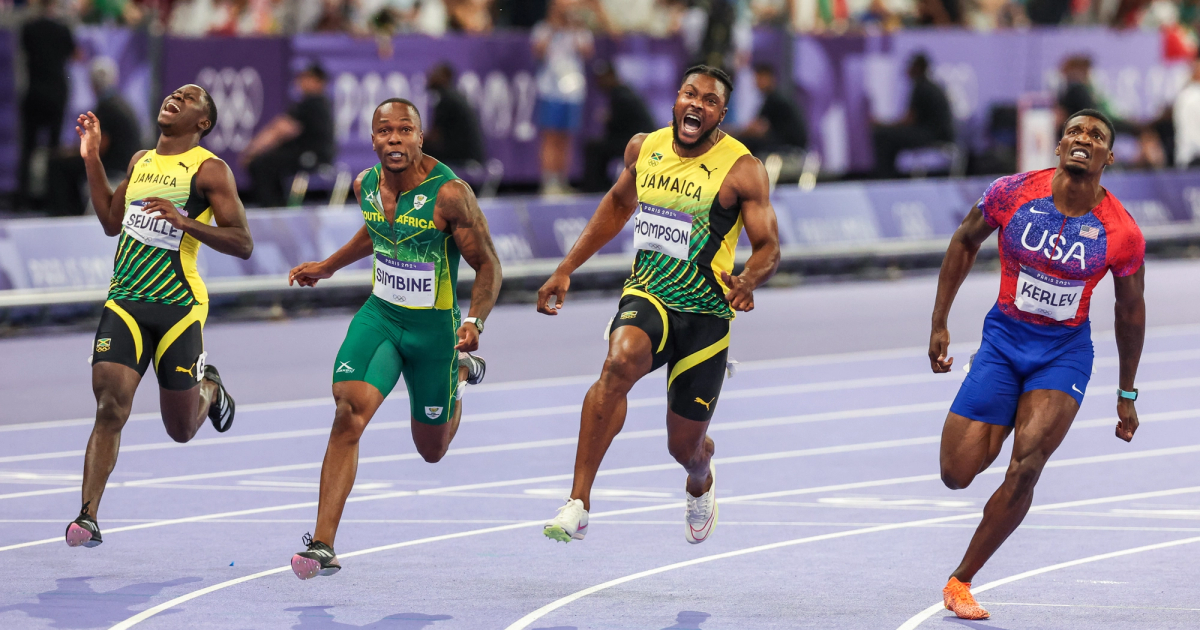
left=1174, top=58, right=1200, bottom=168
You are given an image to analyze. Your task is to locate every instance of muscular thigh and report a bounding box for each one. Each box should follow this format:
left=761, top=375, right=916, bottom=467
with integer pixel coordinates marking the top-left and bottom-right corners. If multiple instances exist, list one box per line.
left=664, top=312, right=730, bottom=423
left=396, top=307, right=459, bottom=426
left=608, top=292, right=668, bottom=373
left=333, top=299, right=404, bottom=400
left=1010, top=389, right=1080, bottom=463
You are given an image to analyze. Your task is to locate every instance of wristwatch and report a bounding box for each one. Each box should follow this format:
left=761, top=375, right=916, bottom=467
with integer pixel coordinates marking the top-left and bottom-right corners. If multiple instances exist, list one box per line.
left=464, top=317, right=484, bottom=334
left=1116, top=388, right=1138, bottom=401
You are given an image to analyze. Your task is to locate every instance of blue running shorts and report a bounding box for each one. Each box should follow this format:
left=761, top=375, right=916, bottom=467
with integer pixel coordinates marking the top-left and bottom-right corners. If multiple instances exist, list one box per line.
left=949, top=304, right=1094, bottom=427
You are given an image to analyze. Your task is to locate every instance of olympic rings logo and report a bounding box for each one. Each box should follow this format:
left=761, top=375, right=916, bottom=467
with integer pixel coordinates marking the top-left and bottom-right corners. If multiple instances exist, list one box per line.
left=195, top=66, right=264, bottom=153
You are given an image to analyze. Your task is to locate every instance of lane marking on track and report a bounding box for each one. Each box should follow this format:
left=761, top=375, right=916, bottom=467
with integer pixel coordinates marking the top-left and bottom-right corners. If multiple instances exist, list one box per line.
left=972, top=602, right=1200, bottom=612
left=7, top=392, right=1200, bottom=503
left=5, top=367, right=1199, bottom=467
left=101, top=483, right=1200, bottom=630
left=8, top=327, right=1199, bottom=434
left=894, top=535, right=1200, bottom=629
left=502, top=486, right=1200, bottom=630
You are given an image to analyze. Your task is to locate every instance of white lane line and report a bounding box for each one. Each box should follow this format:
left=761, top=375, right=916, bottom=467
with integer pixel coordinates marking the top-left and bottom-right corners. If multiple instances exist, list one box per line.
left=895, top=535, right=1200, bottom=630
left=503, top=486, right=1200, bottom=630
left=974, top=602, right=1200, bottom=612
left=10, top=329, right=1199, bottom=435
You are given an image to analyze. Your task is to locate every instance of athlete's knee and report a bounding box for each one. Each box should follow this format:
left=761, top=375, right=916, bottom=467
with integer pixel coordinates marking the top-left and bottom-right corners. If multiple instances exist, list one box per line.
left=1005, top=453, right=1048, bottom=495
left=330, top=400, right=370, bottom=444
left=667, top=433, right=707, bottom=471
left=415, top=439, right=449, bottom=463
left=940, top=465, right=976, bottom=490
left=162, top=420, right=196, bottom=444
left=93, top=390, right=131, bottom=432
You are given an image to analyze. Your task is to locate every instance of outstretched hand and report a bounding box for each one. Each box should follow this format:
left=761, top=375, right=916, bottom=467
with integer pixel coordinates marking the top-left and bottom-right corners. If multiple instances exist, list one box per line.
left=1115, top=398, right=1138, bottom=442
left=929, top=328, right=953, bottom=373
left=722, top=271, right=754, bottom=312
left=77, top=112, right=102, bottom=160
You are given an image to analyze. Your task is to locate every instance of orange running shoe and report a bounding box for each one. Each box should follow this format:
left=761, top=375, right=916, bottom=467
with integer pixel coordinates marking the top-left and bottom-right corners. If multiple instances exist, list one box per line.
left=943, top=577, right=989, bottom=620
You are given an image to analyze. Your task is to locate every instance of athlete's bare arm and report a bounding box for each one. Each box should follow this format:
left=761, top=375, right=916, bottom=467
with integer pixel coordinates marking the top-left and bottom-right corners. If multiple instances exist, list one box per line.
left=289, top=171, right=374, bottom=287
left=77, top=111, right=142, bottom=236
left=436, top=179, right=503, bottom=352
left=929, top=205, right=998, bottom=373
left=138, top=158, right=253, bottom=260
left=536, top=134, right=646, bottom=314
left=718, top=153, right=780, bottom=312
left=1112, top=265, right=1145, bottom=442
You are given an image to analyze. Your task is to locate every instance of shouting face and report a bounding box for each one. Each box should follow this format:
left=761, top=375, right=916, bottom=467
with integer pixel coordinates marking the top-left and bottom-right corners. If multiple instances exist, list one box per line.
left=672, top=73, right=728, bottom=151
left=371, top=101, right=423, bottom=173
left=157, top=84, right=213, bottom=137
left=1056, top=115, right=1114, bottom=176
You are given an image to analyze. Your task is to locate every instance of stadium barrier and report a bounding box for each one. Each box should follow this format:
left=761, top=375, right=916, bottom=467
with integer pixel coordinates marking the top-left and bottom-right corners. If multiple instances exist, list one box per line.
left=1, top=170, right=1197, bottom=308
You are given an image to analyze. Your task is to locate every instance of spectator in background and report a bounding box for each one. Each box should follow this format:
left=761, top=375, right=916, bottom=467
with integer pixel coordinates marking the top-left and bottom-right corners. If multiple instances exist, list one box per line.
left=18, top=0, right=76, bottom=209
left=737, top=62, right=808, bottom=159
left=582, top=61, right=654, bottom=192
left=242, top=63, right=335, bottom=207
left=1056, top=55, right=1097, bottom=128
left=871, top=52, right=954, bottom=179
left=1026, top=0, right=1070, bottom=24
left=446, top=0, right=493, bottom=31
left=46, top=57, right=142, bottom=216
left=532, top=0, right=600, bottom=195
left=81, top=0, right=145, bottom=24
left=424, top=63, right=486, bottom=168
left=1175, top=57, right=1200, bottom=168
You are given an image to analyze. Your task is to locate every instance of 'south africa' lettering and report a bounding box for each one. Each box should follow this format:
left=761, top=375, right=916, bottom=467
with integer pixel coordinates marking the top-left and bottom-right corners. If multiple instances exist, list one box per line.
left=132, top=172, right=179, bottom=188
left=640, top=172, right=703, bottom=201
left=363, top=210, right=436, bottom=230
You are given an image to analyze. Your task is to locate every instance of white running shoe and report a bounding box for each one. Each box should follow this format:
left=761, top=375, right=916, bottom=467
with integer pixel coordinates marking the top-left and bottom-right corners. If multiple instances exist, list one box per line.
left=685, top=461, right=717, bottom=544
left=543, top=498, right=588, bottom=543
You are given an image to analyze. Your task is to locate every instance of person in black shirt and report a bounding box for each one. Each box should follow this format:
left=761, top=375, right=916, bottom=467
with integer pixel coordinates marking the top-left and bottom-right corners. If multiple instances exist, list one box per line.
left=243, top=63, right=335, bottom=207
left=582, top=62, right=655, bottom=192
left=424, top=63, right=486, bottom=169
left=47, top=57, right=143, bottom=216
left=872, top=53, right=955, bottom=179
left=19, top=0, right=77, bottom=208
left=738, top=62, right=808, bottom=159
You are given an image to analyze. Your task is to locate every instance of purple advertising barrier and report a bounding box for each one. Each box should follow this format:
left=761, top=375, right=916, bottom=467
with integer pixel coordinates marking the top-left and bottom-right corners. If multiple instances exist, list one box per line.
left=0, top=29, right=16, bottom=193
left=161, top=36, right=291, bottom=186
left=522, top=195, right=628, bottom=259
left=61, top=26, right=153, bottom=148
left=293, top=33, right=540, bottom=184
left=1030, top=28, right=1168, bottom=122
left=591, top=34, right=689, bottom=132
left=792, top=34, right=872, bottom=174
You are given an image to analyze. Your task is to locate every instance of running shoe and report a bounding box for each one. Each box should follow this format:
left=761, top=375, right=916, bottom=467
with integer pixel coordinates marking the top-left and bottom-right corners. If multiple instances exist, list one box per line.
left=458, top=352, right=487, bottom=385
left=943, top=577, right=989, bottom=619
left=204, top=364, right=235, bottom=433
left=65, top=502, right=102, bottom=548
left=543, top=498, right=588, bottom=543
left=684, top=461, right=717, bottom=544
left=291, top=533, right=341, bottom=579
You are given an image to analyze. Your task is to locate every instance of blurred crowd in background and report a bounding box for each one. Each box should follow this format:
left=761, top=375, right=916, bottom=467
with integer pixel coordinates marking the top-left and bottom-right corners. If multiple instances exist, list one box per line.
left=0, top=0, right=1197, bottom=37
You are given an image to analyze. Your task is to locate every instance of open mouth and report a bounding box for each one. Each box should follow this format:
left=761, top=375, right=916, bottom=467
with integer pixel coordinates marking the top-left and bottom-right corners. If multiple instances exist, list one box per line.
left=681, top=113, right=702, bottom=135
left=1070, top=147, right=1090, bottom=160
left=387, top=151, right=403, bottom=160
left=163, top=101, right=181, bottom=114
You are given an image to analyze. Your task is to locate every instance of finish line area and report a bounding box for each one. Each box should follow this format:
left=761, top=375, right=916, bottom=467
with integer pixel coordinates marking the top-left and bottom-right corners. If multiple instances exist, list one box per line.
left=2, top=261, right=1199, bottom=630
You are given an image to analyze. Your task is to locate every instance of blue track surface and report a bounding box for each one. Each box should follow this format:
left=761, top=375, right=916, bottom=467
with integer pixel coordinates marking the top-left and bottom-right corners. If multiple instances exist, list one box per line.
left=2, top=262, right=1199, bottom=629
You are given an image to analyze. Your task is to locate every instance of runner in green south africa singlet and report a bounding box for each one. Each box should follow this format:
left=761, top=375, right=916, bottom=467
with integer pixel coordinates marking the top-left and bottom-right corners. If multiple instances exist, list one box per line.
left=360, top=161, right=462, bottom=315
left=332, top=160, right=464, bottom=424
left=625, top=127, right=751, bottom=320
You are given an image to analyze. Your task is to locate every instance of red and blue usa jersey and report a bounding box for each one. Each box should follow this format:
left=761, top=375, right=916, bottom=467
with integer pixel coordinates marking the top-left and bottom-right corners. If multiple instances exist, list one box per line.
left=978, top=169, right=1144, bottom=328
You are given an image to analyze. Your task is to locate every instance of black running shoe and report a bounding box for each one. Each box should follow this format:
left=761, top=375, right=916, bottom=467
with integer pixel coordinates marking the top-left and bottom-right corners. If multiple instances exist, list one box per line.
left=458, top=352, right=486, bottom=386
left=292, top=533, right=340, bottom=579
left=204, top=364, right=235, bottom=432
left=65, top=502, right=102, bottom=548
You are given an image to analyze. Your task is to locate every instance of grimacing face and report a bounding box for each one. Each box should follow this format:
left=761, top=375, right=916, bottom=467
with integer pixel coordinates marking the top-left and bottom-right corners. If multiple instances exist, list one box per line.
left=672, top=73, right=727, bottom=150
left=372, top=102, right=423, bottom=173
left=158, top=84, right=211, bottom=136
left=1056, top=115, right=1114, bottom=176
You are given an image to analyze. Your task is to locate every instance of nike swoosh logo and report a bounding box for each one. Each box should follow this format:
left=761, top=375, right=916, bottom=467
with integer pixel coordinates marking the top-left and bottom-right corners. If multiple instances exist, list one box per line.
left=1030, top=209, right=1049, bottom=214
left=1072, top=384, right=1084, bottom=394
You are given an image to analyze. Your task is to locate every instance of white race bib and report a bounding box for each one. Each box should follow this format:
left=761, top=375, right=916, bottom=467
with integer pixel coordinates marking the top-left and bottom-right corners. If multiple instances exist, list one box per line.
left=122, top=200, right=185, bottom=251
left=633, top=203, right=693, bottom=260
left=1014, top=265, right=1084, bottom=321
left=373, top=254, right=436, bottom=307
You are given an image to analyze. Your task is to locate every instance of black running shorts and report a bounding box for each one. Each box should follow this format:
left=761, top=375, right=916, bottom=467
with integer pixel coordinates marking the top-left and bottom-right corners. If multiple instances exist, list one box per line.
left=92, top=299, right=208, bottom=391
left=609, top=290, right=730, bottom=422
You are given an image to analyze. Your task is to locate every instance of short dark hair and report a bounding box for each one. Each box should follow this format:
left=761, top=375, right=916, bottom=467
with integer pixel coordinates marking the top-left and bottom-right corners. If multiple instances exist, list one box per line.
left=1064, top=108, right=1116, bottom=149
left=375, top=98, right=422, bottom=128
left=199, top=86, right=217, bottom=138
left=682, top=64, right=734, bottom=105
left=752, top=62, right=775, bottom=76
left=909, top=52, right=930, bottom=76
left=300, top=61, right=328, bottom=83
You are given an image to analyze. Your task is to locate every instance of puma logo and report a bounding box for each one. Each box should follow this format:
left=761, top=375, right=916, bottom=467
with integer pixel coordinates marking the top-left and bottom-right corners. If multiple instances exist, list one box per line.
left=179, top=162, right=190, bottom=173
left=694, top=397, right=716, bottom=411
left=698, top=164, right=718, bottom=179
left=175, top=363, right=196, bottom=377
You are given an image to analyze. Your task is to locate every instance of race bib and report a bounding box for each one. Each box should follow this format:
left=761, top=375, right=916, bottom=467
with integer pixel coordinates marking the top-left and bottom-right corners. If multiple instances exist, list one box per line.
left=633, top=203, right=693, bottom=260
left=1015, top=265, right=1084, bottom=321
left=122, top=200, right=185, bottom=251
left=373, top=254, right=436, bottom=307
